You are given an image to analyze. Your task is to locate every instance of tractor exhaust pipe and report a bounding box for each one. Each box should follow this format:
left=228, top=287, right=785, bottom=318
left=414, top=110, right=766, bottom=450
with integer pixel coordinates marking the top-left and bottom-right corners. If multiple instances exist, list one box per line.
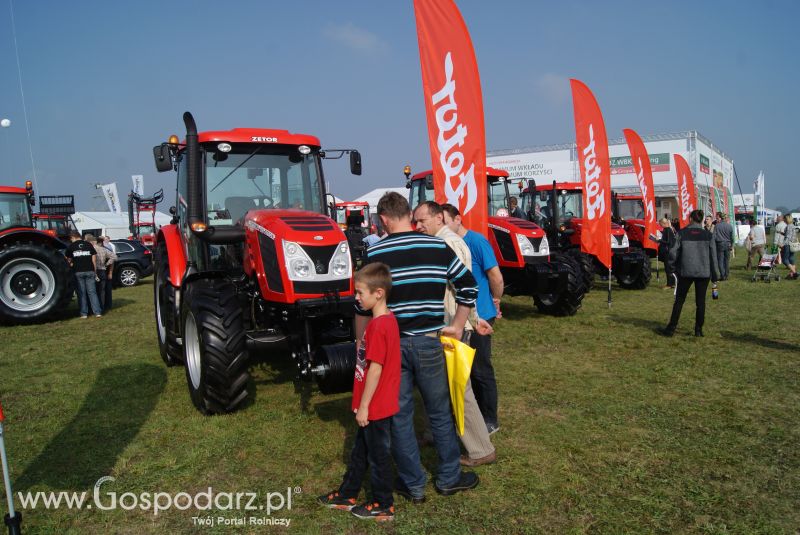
left=550, top=180, right=559, bottom=240
left=183, top=112, right=204, bottom=235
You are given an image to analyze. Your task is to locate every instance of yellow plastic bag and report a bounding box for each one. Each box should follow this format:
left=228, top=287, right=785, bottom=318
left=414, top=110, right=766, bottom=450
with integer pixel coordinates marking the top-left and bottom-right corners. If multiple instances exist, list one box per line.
left=440, top=336, right=476, bottom=436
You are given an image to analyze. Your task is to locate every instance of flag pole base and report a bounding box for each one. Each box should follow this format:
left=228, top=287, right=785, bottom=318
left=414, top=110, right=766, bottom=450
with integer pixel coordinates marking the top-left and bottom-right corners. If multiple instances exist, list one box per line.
left=4, top=512, right=21, bottom=535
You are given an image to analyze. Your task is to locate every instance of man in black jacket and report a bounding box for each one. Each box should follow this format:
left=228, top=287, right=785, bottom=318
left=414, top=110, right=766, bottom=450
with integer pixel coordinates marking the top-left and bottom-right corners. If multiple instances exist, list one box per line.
left=660, top=210, right=720, bottom=337
left=658, top=217, right=676, bottom=289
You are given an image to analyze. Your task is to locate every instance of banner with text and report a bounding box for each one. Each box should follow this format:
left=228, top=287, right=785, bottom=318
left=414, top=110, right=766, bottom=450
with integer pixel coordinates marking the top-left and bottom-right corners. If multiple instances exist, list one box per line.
left=414, top=0, right=487, bottom=233
left=674, top=154, right=696, bottom=228
left=622, top=128, right=659, bottom=250
left=100, top=182, right=122, bottom=214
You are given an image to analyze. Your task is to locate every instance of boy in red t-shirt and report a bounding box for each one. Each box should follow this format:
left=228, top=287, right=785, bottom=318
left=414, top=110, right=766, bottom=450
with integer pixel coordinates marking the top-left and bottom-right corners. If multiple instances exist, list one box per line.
left=318, top=262, right=400, bottom=521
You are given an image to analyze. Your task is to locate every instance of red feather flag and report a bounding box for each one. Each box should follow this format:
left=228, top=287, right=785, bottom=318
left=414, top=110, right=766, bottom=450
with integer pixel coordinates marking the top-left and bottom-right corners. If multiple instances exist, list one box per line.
left=622, top=128, right=659, bottom=251
left=674, top=154, right=697, bottom=227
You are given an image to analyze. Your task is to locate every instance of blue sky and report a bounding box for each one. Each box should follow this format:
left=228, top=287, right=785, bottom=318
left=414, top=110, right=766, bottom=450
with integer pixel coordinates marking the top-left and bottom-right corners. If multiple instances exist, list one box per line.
left=1, top=0, right=798, bottom=210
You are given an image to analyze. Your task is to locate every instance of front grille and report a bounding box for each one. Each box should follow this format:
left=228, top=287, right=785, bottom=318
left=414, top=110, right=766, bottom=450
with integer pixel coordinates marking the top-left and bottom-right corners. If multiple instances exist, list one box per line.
left=303, top=244, right=338, bottom=274
left=511, top=219, right=540, bottom=230
left=530, top=236, right=543, bottom=250
left=280, top=216, right=335, bottom=232
left=492, top=228, right=518, bottom=262
left=258, top=233, right=284, bottom=292
left=294, top=279, right=349, bottom=295
left=613, top=235, right=625, bottom=246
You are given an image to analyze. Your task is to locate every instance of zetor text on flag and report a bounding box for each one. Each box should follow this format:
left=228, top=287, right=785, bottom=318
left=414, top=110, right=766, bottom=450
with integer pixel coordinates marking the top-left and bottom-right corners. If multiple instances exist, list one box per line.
left=413, top=0, right=487, bottom=234
left=570, top=79, right=611, bottom=269
left=674, top=154, right=697, bottom=228
left=622, top=128, right=659, bottom=250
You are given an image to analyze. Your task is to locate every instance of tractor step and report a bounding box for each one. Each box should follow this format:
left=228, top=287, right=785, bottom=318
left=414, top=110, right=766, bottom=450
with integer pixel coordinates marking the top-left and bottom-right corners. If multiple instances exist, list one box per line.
left=246, top=331, right=288, bottom=346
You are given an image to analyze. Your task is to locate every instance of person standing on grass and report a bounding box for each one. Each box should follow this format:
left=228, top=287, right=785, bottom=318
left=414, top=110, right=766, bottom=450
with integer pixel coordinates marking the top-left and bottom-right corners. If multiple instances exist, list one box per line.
left=660, top=210, right=719, bottom=337
left=65, top=232, right=103, bottom=318
left=99, top=236, right=116, bottom=310
left=746, top=220, right=766, bottom=270
left=413, top=201, right=496, bottom=467
left=318, top=263, right=400, bottom=521
left=713, top=213, right=733, bottom=280
left=659, top=217, right=677, bottom=289
left=89, top=235, right=116, bottom=312
left=774, top=214, right=786, bottom=265
left=781, top=215, right=798, bottom=279
left=356, top=192, right=479, bottom=502
left=442, top=203, right=504, bottom=436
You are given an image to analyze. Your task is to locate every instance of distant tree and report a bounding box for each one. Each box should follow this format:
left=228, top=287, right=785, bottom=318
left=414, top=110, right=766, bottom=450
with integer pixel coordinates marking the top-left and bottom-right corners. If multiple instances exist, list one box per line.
left=775, top=205, right=790, bottom=214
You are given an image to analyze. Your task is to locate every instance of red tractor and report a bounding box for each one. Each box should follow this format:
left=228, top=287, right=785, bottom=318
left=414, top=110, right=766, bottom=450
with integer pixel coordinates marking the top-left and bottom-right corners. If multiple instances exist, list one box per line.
left=521, top=181, right=651, bottom=290
left=612, top=193, right=657, bottom=257
left=128, top=189, right=163, bottom=248
left=331, top=201, right=371, bottom=266
left=32, top=195, right=78, bottom=242
left=0, top=182, right=72, bottom=323
left=405, top=167, right=586, bottom=316
left=152, top=112, right=362, bottom=414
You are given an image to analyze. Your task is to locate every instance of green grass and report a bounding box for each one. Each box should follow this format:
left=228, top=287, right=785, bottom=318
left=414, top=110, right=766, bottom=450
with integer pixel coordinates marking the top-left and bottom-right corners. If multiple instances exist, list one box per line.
left=1, top=248, right=798, bottom=534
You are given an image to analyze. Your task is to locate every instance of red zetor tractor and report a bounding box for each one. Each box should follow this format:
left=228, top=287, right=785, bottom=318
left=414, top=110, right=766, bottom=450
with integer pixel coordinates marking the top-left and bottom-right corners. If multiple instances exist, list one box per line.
left=152, top=112, right=362, bottom=414
left=613, top=193, right=657, bottom=258
left=0, top=182, right=72, bottom=323
left=128, top=189, right=163, bottom=248
left=521, top=181, right=651, bottom=290
left=33, top=195, right=78, bottom=242
left=331, top=201, right=371, bottom=265
left=406, top=167, right=586, bottom=316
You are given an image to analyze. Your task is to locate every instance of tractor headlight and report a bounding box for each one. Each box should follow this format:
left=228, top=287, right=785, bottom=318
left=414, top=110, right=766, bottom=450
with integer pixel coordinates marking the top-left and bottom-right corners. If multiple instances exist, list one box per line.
left=516, top=233, right=535, bottom=256
left=290, top=258, right=312, bottom=278
left=329, top=241, right=352, bottom=278
left=539, top=236, right=550, bottom=255
left=283, top=240, right=314, bottom=280
left=621, top=234, right=630, bottom=248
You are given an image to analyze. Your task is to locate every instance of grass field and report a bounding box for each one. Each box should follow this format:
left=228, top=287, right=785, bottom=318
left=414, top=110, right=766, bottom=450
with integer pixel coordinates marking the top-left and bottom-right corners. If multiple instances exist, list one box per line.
left=1, top=247, right=798, bottom=534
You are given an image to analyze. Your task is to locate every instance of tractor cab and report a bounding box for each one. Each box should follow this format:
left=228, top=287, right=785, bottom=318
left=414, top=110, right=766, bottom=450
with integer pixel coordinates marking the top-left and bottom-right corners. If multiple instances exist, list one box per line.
left=35, top=194, right=78, bottom=242
left=332, top=201, right=371, bottom=266
left=0, top=183, right=34, bottom=232
left=612, top=194, right=653, bottom=253
left=151, top=112, right=363, bottom=414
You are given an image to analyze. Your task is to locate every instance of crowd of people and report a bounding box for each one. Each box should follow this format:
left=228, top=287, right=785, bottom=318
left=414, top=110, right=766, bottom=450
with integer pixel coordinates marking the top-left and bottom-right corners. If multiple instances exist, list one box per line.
left=64, top=232, right=117, bottom=318
left=319, top=193, right=502, bottom=521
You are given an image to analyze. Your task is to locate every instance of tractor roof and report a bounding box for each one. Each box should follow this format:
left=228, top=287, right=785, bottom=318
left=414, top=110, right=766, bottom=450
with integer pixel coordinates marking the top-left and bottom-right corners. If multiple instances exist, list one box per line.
left=32, top=214, right=66, bottom=219
left=335, top=201, right=369, bottom=208
left=198, top=128, right=321, bottom=147
left=0, top=186, right=29, bottom=195
left=532, top=181, right=582, bottom=191
left=616, top=194, right=643, bottom=200
left=410, top=167, right=509, bottom=181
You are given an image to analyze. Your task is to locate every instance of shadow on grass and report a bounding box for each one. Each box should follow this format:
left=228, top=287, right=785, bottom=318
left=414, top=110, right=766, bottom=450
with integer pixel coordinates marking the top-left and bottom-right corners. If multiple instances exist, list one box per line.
left=719, top=331, right=800, bottom=353
left=249, top=345, right=313, bottom=414
left=16, top=363, right=167, bottom=491
left=499, top=300, right=537, bottom=321
left=609, top=314, right=665, bottom=332
left=313, top=397, right=357, bottom=465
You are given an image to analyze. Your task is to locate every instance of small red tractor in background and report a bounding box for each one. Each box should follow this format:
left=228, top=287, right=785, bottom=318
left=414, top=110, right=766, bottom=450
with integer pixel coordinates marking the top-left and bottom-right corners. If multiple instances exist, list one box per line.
left=0, top=182, right=72, bottom=323
left=612, top=193, right=658, bottom=257
left=521, top=181, right=651, bottom=290
left=152, top=112, right=362, bottom=414
left=405, top=167, right=586, bottom=316
left=331, top=201, right=371, bottom=266
left=128, top=189, right=163, bottom=248
left=32, top=195, right=78, bottom=242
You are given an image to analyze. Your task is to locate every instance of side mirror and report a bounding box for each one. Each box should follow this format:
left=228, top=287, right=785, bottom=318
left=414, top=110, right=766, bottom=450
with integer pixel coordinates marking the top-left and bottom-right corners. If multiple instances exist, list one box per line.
left=169, top=206, right=177, bottom=216
left=350, top=151, right=362, bottom=176
left=425, top=174, right=434, bottom=190
left=153, top=143, right=173, bottom=172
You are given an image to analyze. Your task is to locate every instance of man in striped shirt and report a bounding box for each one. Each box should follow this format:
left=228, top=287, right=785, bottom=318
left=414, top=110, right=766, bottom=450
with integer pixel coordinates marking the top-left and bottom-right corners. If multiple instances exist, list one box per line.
left=355, top=192, right=479, bottom=500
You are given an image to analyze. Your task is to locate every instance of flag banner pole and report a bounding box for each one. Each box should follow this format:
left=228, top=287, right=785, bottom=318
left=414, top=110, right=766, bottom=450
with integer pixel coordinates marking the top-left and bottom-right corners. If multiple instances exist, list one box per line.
left=607, top=268, right=612, bottom=308
left=0, top=401, right=22, bottom=535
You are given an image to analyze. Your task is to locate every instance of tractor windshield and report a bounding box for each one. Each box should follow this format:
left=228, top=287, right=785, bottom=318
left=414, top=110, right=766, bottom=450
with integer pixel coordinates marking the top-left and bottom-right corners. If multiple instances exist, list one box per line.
left=487, top=179, right=510, bottom=216
left=205, top=146, right=324, bottom=224
left=137, top=224, right=155, bottom=235
left=0, top=193, right=32, bottom=232
left=408, top=177, right=433, bottom=209
left=618, top=198, right=644, bottom=220
left=524, top=189, right=583, bottom=226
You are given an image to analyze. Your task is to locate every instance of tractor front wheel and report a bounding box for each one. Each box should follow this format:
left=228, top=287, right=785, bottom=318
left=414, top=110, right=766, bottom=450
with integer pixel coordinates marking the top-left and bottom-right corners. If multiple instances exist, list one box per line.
left=0, top=241, right=72, bottom=324
left=616, top=248, right=652, bottom=290
left=182, top=279, right=250, bottom=414
left=154, top=243, right=181, bottom=367
left=533, top=252, right=586, bottom=316
left=567, top=248, right=595, bottom=292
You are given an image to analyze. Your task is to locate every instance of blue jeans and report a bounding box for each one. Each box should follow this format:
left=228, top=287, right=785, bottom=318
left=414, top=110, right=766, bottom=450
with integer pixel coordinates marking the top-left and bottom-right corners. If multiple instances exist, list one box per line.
left=716, top=242, right=730, bottom=278
left=338, top=417, right=393, bottom=507
left=391, top=335, right=461, bottom=494
left=75, top=271, right=102, bottom=316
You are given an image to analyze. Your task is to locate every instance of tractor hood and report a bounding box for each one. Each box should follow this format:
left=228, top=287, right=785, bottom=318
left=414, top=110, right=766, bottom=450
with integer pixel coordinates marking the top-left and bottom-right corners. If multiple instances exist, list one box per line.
left=488, top=215, right=545, bottom=238
left=242, top=209, right=353, bottom=303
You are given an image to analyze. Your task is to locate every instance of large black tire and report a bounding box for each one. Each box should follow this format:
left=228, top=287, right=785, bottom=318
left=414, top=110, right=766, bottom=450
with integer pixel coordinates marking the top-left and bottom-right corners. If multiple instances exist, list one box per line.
left=0, top=241, right=72, bottom=324
left=533, top=252, right=586, bottom=316
left=567, top=248, right=595, bottom=292
left=154, top=243, right=181, bottom=367
left=116, top=265, right=140, bottom=287
left=617, top=248, right=652, bottom=290
left=181, top=279, right=250, bottom=414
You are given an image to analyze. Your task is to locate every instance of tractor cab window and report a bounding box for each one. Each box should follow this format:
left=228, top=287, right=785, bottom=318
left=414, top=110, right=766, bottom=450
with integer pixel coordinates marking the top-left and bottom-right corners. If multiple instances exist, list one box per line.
left=34, top=218, right=49, bottom=231
left=408, top=178, right=433, bottom=210
left=487, top=179, right=509, bottom=216
left=617, top=198, right=644, bottom=220
left=205, top=145, right=324, bottom=224
left=526, top=189, right=582, bottom=226
left=0, top=193, right=32, bottom=231
left=137, top=224, right=155, bottom=235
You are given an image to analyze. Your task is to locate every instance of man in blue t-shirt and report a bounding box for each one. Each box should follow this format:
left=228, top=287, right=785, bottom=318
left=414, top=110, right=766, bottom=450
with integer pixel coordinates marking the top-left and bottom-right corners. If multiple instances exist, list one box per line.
left=442, top=204, right=504, bottom=434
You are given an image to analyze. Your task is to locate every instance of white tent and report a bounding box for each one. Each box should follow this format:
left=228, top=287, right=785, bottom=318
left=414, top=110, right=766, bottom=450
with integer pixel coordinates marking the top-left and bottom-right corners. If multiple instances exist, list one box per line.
left=350, top=187, right=409, bottom=214
left=72, top=211, right=172, bottom=240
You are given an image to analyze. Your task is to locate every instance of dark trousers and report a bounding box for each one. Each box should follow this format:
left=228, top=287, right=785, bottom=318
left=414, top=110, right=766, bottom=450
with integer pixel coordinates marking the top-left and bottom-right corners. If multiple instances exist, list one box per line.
left=716, top=243, right=731, bottom=279
left=469, top=318, right=498, bottom=426
left=104, top=277, right=113, bottom=311
left=338, top=417, right=393, bottom=507
left=668, top=277, right=710, bottom=331
left=96, top=270, right=106, bottom=310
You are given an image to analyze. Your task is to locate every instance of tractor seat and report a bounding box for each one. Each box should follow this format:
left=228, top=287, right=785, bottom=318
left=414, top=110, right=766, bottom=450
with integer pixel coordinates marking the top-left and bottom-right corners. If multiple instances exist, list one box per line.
left=225, top=196, right=257, bottom=222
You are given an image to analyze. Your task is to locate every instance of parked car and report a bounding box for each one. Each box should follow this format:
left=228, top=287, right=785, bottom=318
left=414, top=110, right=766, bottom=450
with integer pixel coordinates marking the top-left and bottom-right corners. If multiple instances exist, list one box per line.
left=109, top=239, right=153, bottom=287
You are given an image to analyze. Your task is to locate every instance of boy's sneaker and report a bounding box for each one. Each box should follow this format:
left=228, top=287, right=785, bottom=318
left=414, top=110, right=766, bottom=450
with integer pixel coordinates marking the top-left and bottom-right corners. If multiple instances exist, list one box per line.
left=317, top=491, right=356, bottom=511
left=350, top=502, right=394, bottom=521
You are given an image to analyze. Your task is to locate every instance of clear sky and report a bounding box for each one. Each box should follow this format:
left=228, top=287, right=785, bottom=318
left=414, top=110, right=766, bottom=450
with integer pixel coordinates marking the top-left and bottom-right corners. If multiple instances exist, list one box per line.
left=1, top=0, right=798, bottom=211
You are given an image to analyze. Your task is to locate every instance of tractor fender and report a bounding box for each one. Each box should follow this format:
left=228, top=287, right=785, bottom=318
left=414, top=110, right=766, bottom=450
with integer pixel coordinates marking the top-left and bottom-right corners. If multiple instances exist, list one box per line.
left=157, top=225, right=187, bottom=287
left=0, top=228, right=68, bottom=250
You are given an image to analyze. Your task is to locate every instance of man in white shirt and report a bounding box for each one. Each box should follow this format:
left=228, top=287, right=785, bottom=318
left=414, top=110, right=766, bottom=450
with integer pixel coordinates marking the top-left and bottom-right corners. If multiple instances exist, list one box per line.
left=747, top=220, right=767, bottom=270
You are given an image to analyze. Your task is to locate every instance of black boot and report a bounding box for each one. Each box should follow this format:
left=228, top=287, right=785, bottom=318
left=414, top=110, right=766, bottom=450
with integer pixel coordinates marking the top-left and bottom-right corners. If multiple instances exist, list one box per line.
left=694, top=327, right=704, bottom=337
left=657, top=326, right=675, bottom=337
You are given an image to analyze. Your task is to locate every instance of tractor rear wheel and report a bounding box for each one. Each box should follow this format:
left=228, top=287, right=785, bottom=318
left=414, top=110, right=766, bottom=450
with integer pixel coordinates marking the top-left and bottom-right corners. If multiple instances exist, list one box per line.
left=154, top=243, right=181, bottom=367
left=0, top=241, right=72, bottom=324
left=567, top=248, right=595, bottom=292
left=182, top=279, right=250, bottom=414
left=533, top=252, right=585, bottom=316
left=617, top=248, right=652, bottom=290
